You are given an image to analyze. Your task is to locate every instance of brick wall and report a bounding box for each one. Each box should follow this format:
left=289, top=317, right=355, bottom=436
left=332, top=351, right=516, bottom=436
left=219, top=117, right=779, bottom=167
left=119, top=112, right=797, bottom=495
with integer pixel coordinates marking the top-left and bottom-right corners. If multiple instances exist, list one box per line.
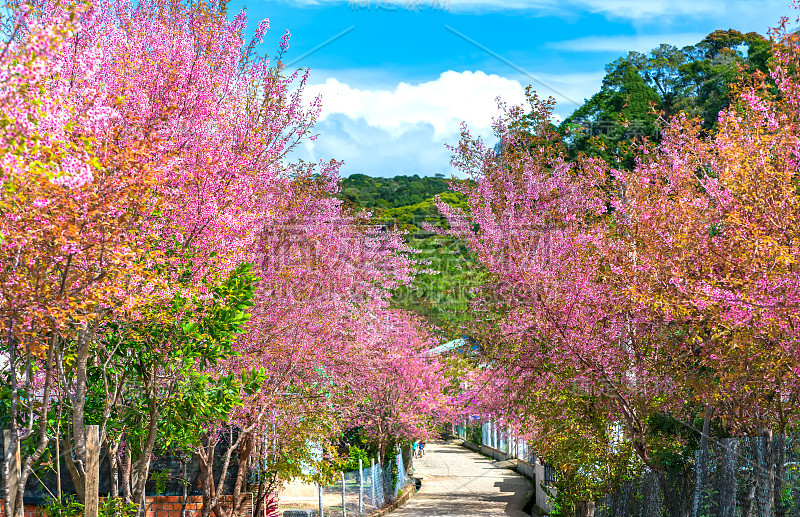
left=145, top=494, right=253, bottom=517
left=0, top=500, right=42, bottom=517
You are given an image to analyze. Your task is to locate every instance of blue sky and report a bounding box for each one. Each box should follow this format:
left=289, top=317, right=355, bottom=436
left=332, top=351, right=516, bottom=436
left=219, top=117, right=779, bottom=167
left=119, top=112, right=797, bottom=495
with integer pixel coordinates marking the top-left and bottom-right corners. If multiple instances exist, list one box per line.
left=230, top=0, right=796, bottom=177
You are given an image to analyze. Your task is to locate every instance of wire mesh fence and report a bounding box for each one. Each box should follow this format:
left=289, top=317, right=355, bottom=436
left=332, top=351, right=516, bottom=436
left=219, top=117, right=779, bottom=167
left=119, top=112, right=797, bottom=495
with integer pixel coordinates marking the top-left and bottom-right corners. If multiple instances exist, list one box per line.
left=453, top=420, right=800, bottom=516
left=594, top=435, right=800, bottom=517
left=454, top=417, right=800, bottom=517
left=278, top=451, right=413, bottom=517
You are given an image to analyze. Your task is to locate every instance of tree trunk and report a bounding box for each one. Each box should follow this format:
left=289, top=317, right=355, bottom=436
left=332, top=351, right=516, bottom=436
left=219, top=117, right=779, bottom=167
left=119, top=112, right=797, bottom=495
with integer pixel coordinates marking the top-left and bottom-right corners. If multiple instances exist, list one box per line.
left=4, top=317, right=15, bottom=517
left=130, top=398, right=161, bottom=508
left=196, top=427, right=253, bottom=517
left=757, top=428, right=775, bottom=517
left=691, top=405, right=713, bottom=517
left=5, top=331, right=58, bottom=517
left=13, top=337, right=57, bottom=517
left=377, top=434, right=386, bottom=469
left=210, top=428, right=247, bottom=517
left=56, top=395, right=63, bottom=501
left=63, top=449, right=86, bottom=504
left=252, top=474, right=267, bottom=517
left=232, top=433, right=254, bottom=517
left=122, top=446, right=132, bottom=503
left=4, top=429, right=20, bottom=517
left=66, top=328, right=91, bottom=502
left=109, top=439, right=120, bottom=499
left=197, top=439, right=217, bottom=517
left=181, top=454, right=189, bottom=517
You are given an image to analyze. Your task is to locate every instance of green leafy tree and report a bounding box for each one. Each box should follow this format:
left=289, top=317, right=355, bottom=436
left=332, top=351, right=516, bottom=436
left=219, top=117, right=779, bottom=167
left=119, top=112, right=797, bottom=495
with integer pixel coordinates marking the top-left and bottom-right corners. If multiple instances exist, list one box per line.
left=560, top=29, right=771, bottom=166
left=561, top=63, right=661, bottom=168
left=57, top=261, right=260, bottom=506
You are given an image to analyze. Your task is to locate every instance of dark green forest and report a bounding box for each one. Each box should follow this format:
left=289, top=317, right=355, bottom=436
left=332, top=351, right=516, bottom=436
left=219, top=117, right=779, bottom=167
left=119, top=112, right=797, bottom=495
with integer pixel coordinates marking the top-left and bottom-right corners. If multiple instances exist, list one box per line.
left=560, top=29, right=770, bottom=167
left=341, top=28, right=771, bottom=339
left=340, top=173, right=450, bottom=209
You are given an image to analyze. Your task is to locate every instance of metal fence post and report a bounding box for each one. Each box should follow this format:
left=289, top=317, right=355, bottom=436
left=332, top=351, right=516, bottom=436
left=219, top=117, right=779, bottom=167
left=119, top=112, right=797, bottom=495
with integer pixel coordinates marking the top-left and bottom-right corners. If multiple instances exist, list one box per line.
left=371, top=458, right=383, bottom=508
left=358, top=458, right=364, bottom=515
left=341, top=471, right=347, bottom=517
left=369, top=458, right=378, bottom=508
left=395, top=451, right=403, bottom=496
left=318, top=483, right=324, bottom=517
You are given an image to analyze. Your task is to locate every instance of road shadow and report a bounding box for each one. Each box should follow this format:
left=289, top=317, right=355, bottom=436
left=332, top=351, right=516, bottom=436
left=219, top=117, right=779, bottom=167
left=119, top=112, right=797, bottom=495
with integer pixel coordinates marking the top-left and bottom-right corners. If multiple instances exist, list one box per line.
left=495, top=477, right=532, bottom=517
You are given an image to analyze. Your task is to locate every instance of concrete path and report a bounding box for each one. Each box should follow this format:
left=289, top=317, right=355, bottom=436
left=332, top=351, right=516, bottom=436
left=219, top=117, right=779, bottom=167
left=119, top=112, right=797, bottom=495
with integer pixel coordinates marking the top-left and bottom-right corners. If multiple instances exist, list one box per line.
left=394, top=440, right=531, bottom=517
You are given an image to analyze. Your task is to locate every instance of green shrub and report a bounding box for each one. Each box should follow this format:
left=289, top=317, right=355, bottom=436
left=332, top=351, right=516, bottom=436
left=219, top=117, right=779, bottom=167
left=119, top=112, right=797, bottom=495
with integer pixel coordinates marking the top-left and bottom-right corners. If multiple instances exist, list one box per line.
left=43, top=496, right=84, bottom=517
left=343, top=444, right=370, bottom=472
left=43, top=496, right=137, bottom=517
left=99, top=497, right=138, bottom=517
left=151, top=468, right=171, bottom=495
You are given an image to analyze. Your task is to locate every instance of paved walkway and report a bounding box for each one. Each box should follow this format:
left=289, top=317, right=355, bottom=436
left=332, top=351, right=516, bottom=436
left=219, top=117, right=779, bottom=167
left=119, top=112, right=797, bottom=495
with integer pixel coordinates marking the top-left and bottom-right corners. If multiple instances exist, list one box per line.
left=394, top=440, right=531, bottom=517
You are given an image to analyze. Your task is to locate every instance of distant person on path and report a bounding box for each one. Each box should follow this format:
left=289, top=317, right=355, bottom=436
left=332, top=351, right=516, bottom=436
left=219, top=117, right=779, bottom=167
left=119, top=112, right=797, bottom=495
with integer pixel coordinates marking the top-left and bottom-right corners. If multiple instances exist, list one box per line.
left=420, top=440, right=426, bottom=456
left=412, top=440, right=420, bottom=458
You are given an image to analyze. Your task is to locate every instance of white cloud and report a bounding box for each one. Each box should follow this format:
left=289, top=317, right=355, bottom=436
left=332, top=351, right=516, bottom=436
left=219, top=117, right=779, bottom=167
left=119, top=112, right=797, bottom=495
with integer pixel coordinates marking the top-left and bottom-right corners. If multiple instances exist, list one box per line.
left=297, top=115, right=455, bottom=177
left=299, top=70, right=527, bottom=176
left=568, top=0, right=788, bottom=22
left=548, top=33, right=708, bottom=53
left=296, top=69, right=604, bottom=176
left=542, top=0, right=718, bottom=19
left=282, top=0, right=791, bottom=23
left=306, top=70, right=527, bottom=141
left=520, top=71, right=606, bottom=114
